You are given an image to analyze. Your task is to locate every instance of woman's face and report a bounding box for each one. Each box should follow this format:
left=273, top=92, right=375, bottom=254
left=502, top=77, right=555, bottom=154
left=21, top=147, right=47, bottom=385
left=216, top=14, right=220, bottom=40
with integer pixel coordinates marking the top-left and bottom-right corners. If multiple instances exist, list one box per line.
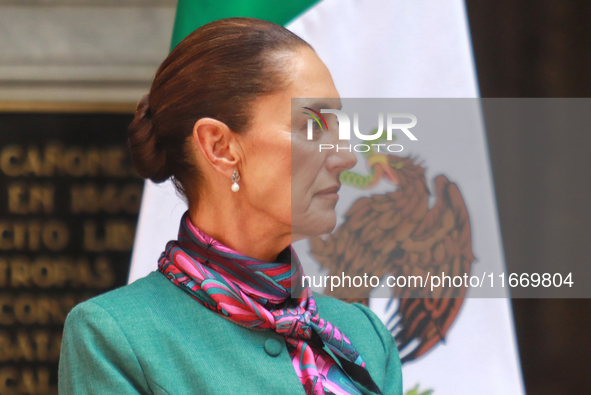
left=238, top=46, right=356, bottom=240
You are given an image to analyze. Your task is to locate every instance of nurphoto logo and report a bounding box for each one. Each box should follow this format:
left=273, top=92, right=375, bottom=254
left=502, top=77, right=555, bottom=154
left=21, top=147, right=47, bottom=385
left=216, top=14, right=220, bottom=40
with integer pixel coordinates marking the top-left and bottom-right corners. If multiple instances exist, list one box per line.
left=303, top=107, right=418, bottom=152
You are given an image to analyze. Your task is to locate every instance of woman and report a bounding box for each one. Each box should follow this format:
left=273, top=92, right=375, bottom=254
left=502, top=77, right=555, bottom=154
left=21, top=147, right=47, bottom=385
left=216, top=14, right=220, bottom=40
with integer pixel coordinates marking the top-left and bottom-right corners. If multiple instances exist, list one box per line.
left=58, top=18, right=402, bottom=395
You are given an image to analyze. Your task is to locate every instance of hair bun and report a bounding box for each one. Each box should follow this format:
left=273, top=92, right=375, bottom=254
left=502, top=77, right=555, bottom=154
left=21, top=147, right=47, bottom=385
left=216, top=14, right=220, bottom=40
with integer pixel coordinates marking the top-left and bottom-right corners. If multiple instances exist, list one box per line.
left=138, top=94, right=153, bottom=121
left=127, top=94, right=172, bottom=182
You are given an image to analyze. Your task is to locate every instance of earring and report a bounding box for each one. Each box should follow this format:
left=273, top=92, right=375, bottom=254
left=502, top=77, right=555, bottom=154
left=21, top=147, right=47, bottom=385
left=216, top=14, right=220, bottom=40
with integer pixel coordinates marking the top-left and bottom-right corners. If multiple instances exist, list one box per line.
left=231, top=170, right=240, bottom=192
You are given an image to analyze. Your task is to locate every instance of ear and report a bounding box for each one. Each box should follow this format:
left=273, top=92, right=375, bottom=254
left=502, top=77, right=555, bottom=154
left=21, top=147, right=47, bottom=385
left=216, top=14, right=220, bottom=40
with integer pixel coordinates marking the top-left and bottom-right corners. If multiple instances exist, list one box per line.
left=192, top=118, right=240, bottom=177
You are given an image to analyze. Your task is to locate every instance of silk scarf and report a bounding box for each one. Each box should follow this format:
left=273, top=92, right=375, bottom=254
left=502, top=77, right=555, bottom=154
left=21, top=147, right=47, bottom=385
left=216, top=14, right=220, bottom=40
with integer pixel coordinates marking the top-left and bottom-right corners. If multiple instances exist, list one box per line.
left=157, top=211, right=382, bottom=395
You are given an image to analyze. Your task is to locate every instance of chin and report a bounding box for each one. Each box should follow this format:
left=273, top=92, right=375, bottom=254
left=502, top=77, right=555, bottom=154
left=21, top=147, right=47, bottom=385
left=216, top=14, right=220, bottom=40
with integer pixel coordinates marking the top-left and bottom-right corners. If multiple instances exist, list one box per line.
left=291, top=199, right=340, bottom=237
left=305, top=212, right=337, bottom=236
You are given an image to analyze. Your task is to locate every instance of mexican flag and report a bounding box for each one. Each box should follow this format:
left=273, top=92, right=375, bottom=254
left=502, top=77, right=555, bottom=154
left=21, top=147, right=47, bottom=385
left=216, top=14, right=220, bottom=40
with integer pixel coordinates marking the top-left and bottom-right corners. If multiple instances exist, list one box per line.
left=129, top=1, right=525, bottom=394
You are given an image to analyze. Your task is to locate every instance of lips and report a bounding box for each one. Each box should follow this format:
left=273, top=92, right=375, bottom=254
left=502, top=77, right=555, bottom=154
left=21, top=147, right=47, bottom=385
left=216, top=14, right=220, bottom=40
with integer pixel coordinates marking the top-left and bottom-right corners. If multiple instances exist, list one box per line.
left=315, top=184, right=341, bottom=195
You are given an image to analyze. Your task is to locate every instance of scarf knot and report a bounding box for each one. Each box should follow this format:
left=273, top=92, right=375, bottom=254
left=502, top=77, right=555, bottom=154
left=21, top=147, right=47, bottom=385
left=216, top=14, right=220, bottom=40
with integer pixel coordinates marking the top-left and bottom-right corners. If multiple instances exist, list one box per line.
left=272, top=306, right=313, bottom=339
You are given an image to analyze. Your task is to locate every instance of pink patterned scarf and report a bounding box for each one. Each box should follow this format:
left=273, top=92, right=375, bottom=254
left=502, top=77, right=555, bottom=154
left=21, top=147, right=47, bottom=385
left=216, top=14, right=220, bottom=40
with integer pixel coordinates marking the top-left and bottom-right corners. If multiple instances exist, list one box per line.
left=157, top=211, right=382, bottom=395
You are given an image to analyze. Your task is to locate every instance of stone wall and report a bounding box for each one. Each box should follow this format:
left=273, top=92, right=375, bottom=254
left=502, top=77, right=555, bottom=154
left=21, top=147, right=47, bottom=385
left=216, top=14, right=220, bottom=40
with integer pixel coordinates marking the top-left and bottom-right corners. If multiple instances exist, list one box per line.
left=0, top=0, right=176, bottom=105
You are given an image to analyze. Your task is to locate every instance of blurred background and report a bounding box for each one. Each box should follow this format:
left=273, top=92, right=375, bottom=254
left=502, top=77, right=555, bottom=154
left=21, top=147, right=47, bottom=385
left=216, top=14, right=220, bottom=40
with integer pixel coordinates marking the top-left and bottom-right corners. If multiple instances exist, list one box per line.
left=0, top=1, right=589, bottom=394
left=466, top=2, right=591, bottom=393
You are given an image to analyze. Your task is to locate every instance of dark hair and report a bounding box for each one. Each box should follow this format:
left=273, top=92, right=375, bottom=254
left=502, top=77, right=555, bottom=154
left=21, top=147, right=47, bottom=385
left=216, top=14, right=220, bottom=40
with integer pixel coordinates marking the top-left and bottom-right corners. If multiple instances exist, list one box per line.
left=127, top=18, right=311, bottom=202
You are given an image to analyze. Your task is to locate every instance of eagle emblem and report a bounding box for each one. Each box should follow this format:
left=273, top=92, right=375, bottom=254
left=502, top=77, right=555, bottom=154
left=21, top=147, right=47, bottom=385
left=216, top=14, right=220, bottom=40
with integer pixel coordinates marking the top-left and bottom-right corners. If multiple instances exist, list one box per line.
left=308, top=140, right=476, bottom=364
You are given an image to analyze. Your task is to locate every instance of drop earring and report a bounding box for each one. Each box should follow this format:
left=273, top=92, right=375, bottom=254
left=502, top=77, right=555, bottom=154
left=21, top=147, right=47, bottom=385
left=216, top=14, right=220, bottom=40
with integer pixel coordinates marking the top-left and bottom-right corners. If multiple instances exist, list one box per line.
left=231, top=170, right=240, bottom=192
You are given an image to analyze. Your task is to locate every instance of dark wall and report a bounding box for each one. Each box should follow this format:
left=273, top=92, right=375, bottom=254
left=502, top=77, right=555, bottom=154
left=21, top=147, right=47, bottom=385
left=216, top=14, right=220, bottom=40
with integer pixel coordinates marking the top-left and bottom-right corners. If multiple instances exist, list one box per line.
left=465, top=1, right=591, bottom=394
left=0, top=113, right=139, bottom=394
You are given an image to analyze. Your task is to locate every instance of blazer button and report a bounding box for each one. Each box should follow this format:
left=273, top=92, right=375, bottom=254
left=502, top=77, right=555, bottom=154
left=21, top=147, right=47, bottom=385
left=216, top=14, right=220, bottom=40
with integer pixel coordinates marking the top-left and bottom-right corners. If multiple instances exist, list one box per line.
left=264, top=338, right=282, bottom=357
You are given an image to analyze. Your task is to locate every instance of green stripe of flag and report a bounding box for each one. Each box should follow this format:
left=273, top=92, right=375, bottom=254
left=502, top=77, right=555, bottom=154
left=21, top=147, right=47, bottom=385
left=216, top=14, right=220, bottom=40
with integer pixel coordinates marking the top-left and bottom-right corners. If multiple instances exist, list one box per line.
left=170, top=0, right=321, bottom=50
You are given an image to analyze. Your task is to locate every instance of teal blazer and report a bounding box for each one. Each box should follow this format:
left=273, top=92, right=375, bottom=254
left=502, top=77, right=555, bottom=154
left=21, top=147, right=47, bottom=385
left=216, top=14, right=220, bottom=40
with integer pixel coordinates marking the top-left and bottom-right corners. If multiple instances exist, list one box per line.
left=58, top=271, right=403, bottom=394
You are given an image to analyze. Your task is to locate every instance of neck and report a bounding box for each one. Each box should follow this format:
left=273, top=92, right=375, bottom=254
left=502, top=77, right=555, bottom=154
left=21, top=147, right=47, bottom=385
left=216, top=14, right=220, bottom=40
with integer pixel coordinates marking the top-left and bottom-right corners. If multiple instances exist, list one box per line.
left=187, top=194, right=291, bottom=262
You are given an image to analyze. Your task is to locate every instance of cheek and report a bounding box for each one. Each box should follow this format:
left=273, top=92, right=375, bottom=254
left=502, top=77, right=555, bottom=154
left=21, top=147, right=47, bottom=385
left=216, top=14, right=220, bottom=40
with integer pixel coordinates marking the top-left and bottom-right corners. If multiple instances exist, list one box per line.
left=290, top=138, right=332, bottom=227
left=245, top=131, right=293, bottom=219
left=291, top=140, right=323, bottom=205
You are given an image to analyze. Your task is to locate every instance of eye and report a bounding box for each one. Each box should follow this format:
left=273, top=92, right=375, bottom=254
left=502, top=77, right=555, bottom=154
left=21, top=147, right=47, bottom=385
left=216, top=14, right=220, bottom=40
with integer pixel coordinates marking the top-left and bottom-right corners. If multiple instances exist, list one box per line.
left=390, top=161, right=404, bottom=169
left=302, top=119, right=323, bottom=141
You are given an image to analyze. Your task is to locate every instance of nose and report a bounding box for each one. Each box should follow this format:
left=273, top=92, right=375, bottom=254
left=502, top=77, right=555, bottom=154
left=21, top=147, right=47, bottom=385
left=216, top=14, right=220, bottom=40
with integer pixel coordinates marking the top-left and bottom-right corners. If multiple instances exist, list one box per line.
left=326, top=139, right=357, bottom=172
